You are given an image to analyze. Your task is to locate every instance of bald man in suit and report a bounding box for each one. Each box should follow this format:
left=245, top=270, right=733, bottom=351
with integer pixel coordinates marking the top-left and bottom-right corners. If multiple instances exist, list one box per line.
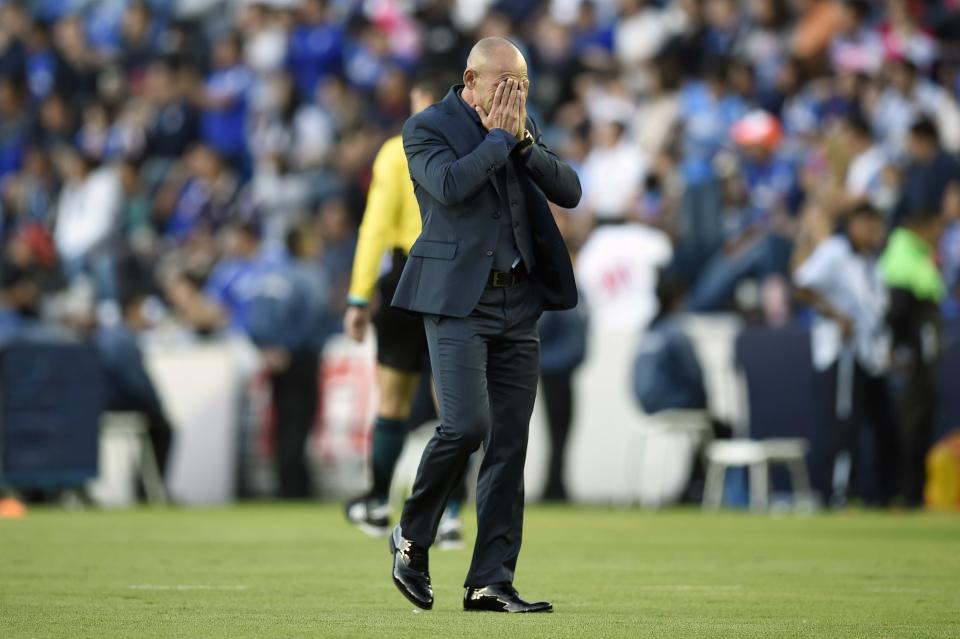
left=387, top=37, right=581, bottom=613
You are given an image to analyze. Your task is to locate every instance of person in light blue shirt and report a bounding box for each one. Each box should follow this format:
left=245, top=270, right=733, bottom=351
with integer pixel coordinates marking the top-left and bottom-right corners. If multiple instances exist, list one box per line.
left=672, top=63, right=749, bottom=283
left=246, top=226, right=330, bottom=498
left=169, top=222, right=329, bottom=499
left=678, top=65, right=749, bottom=187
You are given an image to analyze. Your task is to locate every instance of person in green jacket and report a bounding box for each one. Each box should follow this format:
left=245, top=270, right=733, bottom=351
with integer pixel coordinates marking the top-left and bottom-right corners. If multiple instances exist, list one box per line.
left=881, top=211, right=949, bottom=507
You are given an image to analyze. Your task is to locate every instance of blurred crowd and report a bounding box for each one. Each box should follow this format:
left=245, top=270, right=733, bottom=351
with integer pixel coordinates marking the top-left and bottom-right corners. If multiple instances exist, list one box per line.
left=1, top=0, right=959, bottom=504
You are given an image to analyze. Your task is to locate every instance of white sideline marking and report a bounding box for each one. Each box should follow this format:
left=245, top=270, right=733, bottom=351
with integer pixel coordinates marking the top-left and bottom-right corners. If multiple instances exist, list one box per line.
left=637, top=584, right=742, bottom=591
left=128, top=585, right=249, bottom=591
left=866, top=586, right=930, bottom=594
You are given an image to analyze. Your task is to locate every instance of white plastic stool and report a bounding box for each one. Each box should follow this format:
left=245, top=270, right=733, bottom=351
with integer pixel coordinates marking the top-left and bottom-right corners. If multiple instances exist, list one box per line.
left=761, top=438, right=814, bottom=507
left=702, top=438, right=811, bottom=511
left=98, top=412, right=168, bottom=506
left=622, top=409, right=712, bottom=507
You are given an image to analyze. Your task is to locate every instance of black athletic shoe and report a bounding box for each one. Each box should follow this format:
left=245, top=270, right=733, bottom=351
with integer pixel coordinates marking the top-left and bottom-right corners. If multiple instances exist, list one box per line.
left=389, top=525, right=433, bottom=610
left=435, top=516, right=464, bottom=550
left=463, top=584, right=552, bottom=613
left=344, top=497, right=390, bottom=538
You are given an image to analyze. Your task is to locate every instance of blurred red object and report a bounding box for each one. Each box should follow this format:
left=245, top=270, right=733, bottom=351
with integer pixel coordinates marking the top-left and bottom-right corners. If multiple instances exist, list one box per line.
left=17, top=224, right=57, bottom=268
left=731, top=111, right=783, bottom=151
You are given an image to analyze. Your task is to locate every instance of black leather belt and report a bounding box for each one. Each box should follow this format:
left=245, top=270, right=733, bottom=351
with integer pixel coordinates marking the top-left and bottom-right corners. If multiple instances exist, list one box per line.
left=487, top=268, right=526, bottom=288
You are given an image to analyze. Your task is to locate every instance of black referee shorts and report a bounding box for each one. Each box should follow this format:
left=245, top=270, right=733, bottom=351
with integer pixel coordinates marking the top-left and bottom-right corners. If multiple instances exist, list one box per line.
left=372, top=251, right=428, bottom=374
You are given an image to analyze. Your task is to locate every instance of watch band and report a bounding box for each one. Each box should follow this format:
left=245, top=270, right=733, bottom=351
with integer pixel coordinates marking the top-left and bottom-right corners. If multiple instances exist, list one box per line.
left=515, top=129, right=534, bottom=152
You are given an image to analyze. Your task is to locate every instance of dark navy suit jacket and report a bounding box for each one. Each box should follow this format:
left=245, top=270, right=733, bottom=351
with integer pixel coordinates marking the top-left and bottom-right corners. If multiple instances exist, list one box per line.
left=392, top=86, right=582, bottom=318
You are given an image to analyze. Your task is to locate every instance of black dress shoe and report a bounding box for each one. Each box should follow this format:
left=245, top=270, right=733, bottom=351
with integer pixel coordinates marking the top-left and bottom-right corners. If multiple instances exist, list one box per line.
left=388, top=525, right=433, bottom=610
left=463, top=584, right=553, bottom=613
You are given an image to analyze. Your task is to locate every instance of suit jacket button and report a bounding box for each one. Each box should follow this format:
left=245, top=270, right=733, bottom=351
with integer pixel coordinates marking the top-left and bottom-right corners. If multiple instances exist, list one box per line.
left=485, top=250, right=493, bottom=257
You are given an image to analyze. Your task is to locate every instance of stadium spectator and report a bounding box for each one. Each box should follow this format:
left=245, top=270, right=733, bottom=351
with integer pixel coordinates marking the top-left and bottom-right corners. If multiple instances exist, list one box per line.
left=23, top=19, right=57, bottom=102
left=670, top=59, right=748, bottom=283
left=0, top=73, right=28, bottom=180
left=248, top=227, right=330, bottom=499
left=51, top=15, right=101, bottom=103
left=33, top=92, right=76, bottom=150
left=829, top=0, right=884, bottom=76
left=576, top=218, right=672, bottom=331
left=0, top=227, right=58, bottom=338
left=538, top=298, right=589, bottom=502
left=581, top=118, right=647, bottom=222
left=840, top=114, right=895, bottom=215
left=199, top=220, right=280, bottom=333
left=316, top=197, right=357, bottom=331
left=688, top=110, right=797, bottom=314
left=882, top=210, right=949, bottom=508
left=251, top=71, right=334, bottom=173
left=199, top=33, right=253, bottom=174
left=287, top=0, right=344, bottom=97
left=633, top=271, right=707, bottom=416
left=94, top=293, right=175, bottom=492
left=52, top=149, right=123, bottom=303
left=157, top=143, right=240, bottom=243
left=892, top=119, right=960, bottom=225
left=142, top=59, right=200, bottom=161
left=614, top=0, right=689, bottom=69
left=241, top=2, right=289, bottom=77
left=794, top=204, right=896, bottom=507
left=117, top=0, right=158, bottom=83
left=872, top=60, right=960, bottom=160
left=879, top=0, right=939, bottom=73
left=167, top=220, right=328, bottom=498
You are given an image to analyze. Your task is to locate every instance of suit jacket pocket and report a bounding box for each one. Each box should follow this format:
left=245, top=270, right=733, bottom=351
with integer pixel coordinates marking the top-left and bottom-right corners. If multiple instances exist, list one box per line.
left=409, top=240, right=458, bottom=260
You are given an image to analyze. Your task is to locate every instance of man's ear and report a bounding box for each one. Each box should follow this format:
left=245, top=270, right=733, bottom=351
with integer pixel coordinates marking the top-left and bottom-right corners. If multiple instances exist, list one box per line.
left=463, top=69, right=475, bottom=91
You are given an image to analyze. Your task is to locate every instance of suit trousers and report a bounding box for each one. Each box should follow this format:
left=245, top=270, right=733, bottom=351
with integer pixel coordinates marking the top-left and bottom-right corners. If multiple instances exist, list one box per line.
left=399, top=277, right=543, bottom=587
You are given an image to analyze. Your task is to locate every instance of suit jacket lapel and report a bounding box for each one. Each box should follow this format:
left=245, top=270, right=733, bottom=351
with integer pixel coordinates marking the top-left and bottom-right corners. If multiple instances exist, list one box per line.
left=440, top=87, right=502, bottom=197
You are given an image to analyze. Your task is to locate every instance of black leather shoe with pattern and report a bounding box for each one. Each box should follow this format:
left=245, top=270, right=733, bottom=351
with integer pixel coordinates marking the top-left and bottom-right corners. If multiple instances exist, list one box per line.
left=463, top=584, right=553, bottom=613
left=389, top=525, right=433, bottom=610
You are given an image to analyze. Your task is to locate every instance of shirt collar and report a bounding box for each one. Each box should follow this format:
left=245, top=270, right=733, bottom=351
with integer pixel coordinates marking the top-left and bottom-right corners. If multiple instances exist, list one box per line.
left=457, top=87, right=484, bottom=128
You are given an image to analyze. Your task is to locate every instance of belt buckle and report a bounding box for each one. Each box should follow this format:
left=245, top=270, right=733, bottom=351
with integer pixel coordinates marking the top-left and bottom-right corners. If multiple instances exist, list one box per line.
left=491, top=271, right=513, bottom=288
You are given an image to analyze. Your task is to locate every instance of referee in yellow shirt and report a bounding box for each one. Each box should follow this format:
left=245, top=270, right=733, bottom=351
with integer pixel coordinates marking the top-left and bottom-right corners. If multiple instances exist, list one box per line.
left=343, top=74, right=464, bottom=546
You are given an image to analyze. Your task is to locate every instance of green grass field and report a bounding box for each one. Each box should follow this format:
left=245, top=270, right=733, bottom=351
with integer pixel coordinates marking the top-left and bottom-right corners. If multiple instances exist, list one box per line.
left=2, top=504, right=958, bottom=638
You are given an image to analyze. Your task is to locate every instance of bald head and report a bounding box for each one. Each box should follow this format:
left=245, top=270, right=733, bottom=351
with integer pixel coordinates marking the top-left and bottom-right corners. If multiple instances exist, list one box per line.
left=466, top=37, right=525, bottom=74
left=462, top=37, right=529, bottom=114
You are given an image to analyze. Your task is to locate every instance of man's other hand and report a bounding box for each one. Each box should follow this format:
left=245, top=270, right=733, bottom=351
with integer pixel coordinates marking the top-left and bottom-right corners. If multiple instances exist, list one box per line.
left=344, top=305, right=371, bottom=342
